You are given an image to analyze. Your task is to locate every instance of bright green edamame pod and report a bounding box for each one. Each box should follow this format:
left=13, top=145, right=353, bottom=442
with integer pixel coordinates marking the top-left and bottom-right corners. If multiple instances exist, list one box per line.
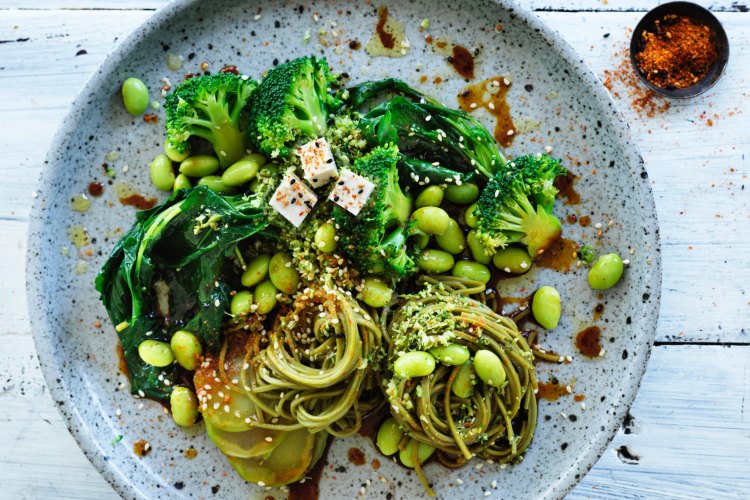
left=473, top=350, right=506, bottom=387
left=435, top=219, right=466, bottom=255
left=532, top=285, right=562, bottom=330
left=451, top=360, right=476, bottom=398
left=464, top=202, right=480, bottom=228
left=444, top=183, right=479, bottom=205
left=393, top=351, right=436, bottom=379
left=416, top=249, right=455, bottom=274
left=170, top=330, right=203, bottom=371
left=376, top=417, right=404, bottom=456
left=314, top=223, right=338, bottom=253
left=231, top=290, right=254, bottom=316
left=492, top=246, right=532, bottom=274
left=399, top=439, right=436, bottom=468
left=254, top=280, right=278, bottom=315
left=179, top=155, right=220, bottom=177
left=415, top=186, right=444, bottom=208
left=268, top=252, right=300, bottom=294
left=241, top=255, right=271, bottom=287
left=149, top=154, right=175, bottom=191
left=221, top=153, right=266, bottom=187
left=410, top=206, right=450, bottom=235
left=121, top=77, right=149, bottom=116
left=428, top=343, right=470, bottom=366
left=452, top=260, right=491, bottom=284
left=466, top=230, right=492, bottom=264
left=164, top=141, right=190, bottom=162
left=361, top=278, right=392, bottom=308
left=138, top=340, right=174, bottom=367
left=170, top=386, right=199, bottom=427
left=197, top=175, right=236, bottom=194
left=588, top=253, right=624, bottom=290
left=173, top=173, right=192, bottom=193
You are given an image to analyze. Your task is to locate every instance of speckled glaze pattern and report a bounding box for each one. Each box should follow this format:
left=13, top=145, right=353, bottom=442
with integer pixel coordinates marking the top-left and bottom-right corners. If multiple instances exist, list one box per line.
left=27, top=1, right=661, bottom=499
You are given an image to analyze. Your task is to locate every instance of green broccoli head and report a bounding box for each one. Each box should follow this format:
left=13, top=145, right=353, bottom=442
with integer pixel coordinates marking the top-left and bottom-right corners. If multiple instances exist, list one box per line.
left=332, top=145, right=420, bottom=277
left=475, top=154, right=566, bottom=258
left=164, top=73, right=257, bottom=167
left=247, top=56, right=343, bottom=159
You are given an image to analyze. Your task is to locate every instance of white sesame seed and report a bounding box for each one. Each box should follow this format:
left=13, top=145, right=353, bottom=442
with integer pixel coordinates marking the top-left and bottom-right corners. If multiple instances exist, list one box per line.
left=115, top=408, right=122, bottom=417
left=456, top=478, right=464, bottom=485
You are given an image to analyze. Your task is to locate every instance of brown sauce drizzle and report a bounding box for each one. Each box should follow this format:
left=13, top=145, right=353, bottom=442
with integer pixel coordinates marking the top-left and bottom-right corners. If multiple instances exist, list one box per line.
left=347, top=447, right=366, bottom=466
left=88, top=181, right=104, bottom=197
left=133, top=439, right=151, bottom=457
left=554, top=171, right=581, bottom=205
left=578, top=215, right=591, bottom=227
left=115, top=344, right=129, bottom=378
left=593, top=303, right=604, bottom=321
left=457, top=77, right=516, bottom=147
left=576, top=326, right=602, bottom=357
left=375, top=6, right=395, bottom=49
left=449, top=45, right=475, bottom=79
left=535, top=237, right=579, bottom=272
left=536, top=380, right=570, bottom=401
left=288, top=438, right=331, bottom=500
left=120, top=194, right=157, bottom=210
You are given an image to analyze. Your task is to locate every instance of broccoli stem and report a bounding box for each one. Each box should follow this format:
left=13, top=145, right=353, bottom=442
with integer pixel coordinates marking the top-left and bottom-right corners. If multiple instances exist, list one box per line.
left=197, top=94, right=248, bottom=167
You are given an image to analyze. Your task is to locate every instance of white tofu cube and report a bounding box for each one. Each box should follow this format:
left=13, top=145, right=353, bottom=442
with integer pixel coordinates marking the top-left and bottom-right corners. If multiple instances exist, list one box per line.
left=297, top=137, right=338, bottom=188
left=328, top=168, right=375, bottom=216
left=269, top=173, right=318, bottom=227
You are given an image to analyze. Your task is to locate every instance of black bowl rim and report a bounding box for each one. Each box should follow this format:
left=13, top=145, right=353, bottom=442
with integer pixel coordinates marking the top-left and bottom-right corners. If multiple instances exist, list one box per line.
left=629, top=1, right=730, bottom=99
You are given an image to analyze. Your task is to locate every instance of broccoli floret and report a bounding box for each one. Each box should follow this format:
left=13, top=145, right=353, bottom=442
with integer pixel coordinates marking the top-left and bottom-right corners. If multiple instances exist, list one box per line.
left=475, top=154, right=566, bottom=258
left=578, top=244, right=597, bottom=264
left=332, top=145, right=420, bottom=277
left=164, top=73, right=257, bottom=168
left=247, top=56, right=343, bottom=158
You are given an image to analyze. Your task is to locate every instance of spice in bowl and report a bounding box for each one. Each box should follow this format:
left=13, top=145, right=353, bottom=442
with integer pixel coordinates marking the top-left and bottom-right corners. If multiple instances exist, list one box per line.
left=635, top=14, right=718, bottom=91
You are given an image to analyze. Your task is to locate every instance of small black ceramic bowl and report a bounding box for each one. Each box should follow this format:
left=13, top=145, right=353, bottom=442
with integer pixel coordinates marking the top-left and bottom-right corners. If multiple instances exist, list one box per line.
left=630, top=1, right=729, bottom=98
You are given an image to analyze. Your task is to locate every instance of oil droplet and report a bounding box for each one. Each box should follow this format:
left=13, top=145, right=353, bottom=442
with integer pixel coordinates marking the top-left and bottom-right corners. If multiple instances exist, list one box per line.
left=70, top=193, right=91, bottom=213
left=68, top=225, right=90, bottom=248
left=60, top=246, right=70, bottom=257
left=74, top=260, right=89, bottom=274
left=115, top=182, right=157, bottom=210
left=105, top=150, right=120, bottom=162
left=166, top=53, right=184, bottom=71
left=365, top=6, right=410, bottom=58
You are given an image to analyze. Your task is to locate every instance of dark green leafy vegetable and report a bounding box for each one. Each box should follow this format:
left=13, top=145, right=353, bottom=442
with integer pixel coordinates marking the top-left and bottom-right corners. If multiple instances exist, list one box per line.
left=95, top=186, right=276, bottom=400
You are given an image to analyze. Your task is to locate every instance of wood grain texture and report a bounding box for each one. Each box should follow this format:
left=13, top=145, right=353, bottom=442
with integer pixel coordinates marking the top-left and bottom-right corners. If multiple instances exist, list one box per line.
left=1, top=3, right=748, bottom=500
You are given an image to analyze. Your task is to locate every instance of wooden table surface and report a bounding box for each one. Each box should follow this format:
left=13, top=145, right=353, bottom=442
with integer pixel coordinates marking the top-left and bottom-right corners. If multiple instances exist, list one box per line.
left=1, top=0, right=748, bottom=498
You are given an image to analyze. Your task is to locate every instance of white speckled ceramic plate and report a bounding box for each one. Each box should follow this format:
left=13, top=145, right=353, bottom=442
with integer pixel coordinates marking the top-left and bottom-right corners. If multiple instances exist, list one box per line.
left=28, top=0, right=661, bottom=498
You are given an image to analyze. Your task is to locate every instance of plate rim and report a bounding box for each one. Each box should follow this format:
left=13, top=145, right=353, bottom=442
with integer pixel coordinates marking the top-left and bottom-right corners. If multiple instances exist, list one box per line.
left=26, top=0, right=662, bottom=498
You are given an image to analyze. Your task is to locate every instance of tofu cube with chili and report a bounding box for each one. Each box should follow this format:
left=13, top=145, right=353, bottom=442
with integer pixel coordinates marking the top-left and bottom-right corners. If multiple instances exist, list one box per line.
left=269, top=173, right=318, bottom=227
left=297, top=137, right=338, bottom=188
left=328, top=168, right=375, bottom=216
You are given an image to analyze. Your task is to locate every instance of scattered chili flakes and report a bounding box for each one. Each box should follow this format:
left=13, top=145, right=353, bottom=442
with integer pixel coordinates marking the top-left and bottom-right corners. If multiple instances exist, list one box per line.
left=601, top=44, right=671, bottom=118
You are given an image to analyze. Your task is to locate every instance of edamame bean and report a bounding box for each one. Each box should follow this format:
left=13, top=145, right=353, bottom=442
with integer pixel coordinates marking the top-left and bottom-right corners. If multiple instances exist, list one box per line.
left=254, top=280, right=278, bottom=315
left=376, top=417, right=404, bottom=456
left=444, top=183, right=479, bottom=205
left=231, top=290, right=254, bottom=316
left=415, top=186, right=444, bottom=208
left=197, top=175, right=236, bottom=194
left=452, top=260, right=491, bottom=284
left=173, top=173, right=192, bottom=193
left=179, top=155, right=220, bottom=177
left=241, top=255, right=270, bottom=287
left=435, top=219, right=466, bottom=255
left=361, top=278, right=392, bottom=308
left=410, top=206, right=450, bottom=235
left=451, top=360, right=476, bottom=398
left=399, top=439, right=436, bottom=468
left=221, top=153, right=266, bottom=187
left=588, top=253, right=624, bottom=290
left=121, top=77, right=149, bottom=116
left=416, top=249, right=455, bottom=274
left=164, top=141, right=190, bottom=162
left=170, top=330, right=202, bottom=371
left=268, top=252, right=300, bottom=294
left=473, top=350, right=506, bottom=387
left=138, top=340, right=174, bottom=367
left=466, top=230, right=492, bottom=264
left=314, top=223, right=338, bottom=253
left=492, top=247, right=532, bottom=274
left=170, top=386, right=199, bottom=427
left=532, top=285, right=561, bottom=330
left=393, top=351, right=436, bottom=379
left=428, top=343, right=470, bottom=366
left=464, top=202, right=480, bottom=228
left=149, top=154, right=175, bottom=191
